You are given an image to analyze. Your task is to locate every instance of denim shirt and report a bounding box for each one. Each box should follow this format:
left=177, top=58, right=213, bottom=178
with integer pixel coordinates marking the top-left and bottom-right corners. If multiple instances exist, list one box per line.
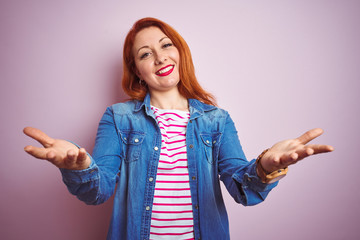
left=60, top=94, right=277, bottom=240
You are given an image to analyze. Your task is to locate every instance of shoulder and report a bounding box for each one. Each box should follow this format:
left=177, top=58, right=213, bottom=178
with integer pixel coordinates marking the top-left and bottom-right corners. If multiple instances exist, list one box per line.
left=109, top=100, right=139, bottom=115
left=190, top=99, right=229, bottom=118
left=189, top=100, right=232, bottom=130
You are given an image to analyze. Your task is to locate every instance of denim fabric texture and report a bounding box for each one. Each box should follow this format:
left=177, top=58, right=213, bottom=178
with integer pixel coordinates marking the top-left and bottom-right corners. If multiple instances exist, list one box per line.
left=60, top=93, right=278, bottom=240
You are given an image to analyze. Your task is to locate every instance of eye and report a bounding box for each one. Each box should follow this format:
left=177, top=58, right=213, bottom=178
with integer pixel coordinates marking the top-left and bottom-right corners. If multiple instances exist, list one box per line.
left=162, top=43, right=173, bottom=48
left=140, top=52, right=151, bottom=59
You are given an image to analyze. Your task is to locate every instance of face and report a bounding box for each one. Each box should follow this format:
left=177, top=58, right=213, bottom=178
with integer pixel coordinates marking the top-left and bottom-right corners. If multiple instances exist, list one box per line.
left=132, top=27, right=180, bottom=93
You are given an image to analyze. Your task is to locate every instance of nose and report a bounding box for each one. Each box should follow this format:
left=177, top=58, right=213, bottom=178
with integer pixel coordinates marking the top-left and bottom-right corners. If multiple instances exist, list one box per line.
left=154, top=52, right=167, bottom=65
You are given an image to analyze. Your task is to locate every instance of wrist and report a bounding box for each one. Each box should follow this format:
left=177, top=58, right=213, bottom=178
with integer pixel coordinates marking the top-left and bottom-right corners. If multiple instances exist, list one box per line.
left=256, top=149, right=288, bottom=184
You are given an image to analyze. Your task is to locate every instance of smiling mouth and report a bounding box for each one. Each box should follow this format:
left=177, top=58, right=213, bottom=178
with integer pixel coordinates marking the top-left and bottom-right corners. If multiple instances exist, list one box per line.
left=156, top=65, right=174, bottom=76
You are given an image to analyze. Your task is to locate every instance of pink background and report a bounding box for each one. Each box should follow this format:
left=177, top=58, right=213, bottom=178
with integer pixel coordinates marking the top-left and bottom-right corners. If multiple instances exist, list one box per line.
left=1, top=0, right=359, bottom=239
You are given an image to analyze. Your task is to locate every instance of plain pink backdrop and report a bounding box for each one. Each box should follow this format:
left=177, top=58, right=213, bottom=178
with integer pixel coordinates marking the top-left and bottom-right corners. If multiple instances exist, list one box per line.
left=1, top=0, right=359, bottom=239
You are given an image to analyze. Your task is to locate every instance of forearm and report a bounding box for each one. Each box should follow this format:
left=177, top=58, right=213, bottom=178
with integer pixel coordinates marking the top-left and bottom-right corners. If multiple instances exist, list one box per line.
left=60, top=107, right=122, bottom=205
left=229, top=159, right=278, bottom=206
left=219, top=158, right=277, bottom=206
left=60, top=155, right=119, bottom=205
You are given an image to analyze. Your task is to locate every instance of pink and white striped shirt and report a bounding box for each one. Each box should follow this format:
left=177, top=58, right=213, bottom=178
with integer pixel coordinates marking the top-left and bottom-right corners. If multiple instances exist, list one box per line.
left=150, top=106, right=194, bottom=240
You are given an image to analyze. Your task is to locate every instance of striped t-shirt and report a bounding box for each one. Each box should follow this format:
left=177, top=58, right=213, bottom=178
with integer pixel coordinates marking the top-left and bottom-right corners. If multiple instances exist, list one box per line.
left=149, top=106, right=194, bottom=240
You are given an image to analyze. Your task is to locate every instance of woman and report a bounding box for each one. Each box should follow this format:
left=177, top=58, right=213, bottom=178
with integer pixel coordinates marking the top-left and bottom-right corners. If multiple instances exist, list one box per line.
left=23, top=18, right=333, bottom=240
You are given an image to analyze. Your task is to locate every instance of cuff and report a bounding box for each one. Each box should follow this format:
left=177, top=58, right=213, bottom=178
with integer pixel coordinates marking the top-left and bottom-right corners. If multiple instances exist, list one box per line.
left=233, top=159, right=278, bottom=192
left=59, top=152, right=99, bottom=184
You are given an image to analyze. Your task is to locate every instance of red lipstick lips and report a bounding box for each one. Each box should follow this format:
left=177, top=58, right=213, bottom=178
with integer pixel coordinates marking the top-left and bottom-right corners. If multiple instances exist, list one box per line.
left=155, top=65, right=174, bottom=76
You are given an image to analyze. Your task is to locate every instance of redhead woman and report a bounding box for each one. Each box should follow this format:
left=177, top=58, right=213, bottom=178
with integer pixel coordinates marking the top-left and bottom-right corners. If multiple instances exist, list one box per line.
left=23, top=18, right=333, bottom=240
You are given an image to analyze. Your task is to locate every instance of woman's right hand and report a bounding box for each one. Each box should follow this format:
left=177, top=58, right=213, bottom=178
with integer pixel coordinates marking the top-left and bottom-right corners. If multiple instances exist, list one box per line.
left=23, top=127, right=91, bottom=170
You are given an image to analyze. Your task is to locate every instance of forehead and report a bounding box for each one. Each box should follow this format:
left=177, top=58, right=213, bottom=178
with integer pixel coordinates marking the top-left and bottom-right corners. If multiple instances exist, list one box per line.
left=133, top=27, right=168, bottom=49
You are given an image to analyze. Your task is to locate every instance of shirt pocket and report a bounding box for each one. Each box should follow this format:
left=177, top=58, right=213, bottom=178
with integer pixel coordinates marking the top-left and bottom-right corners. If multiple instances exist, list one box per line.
left=119, top=130, right=145, bottom=163
left=200, top=133, right=221, bottom=164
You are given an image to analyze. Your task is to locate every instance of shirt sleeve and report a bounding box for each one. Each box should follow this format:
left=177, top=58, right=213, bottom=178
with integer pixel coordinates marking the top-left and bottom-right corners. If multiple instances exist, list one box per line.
left=59, top=106, right=122, bottom=205
left=217, top=112, right=278, bottom=206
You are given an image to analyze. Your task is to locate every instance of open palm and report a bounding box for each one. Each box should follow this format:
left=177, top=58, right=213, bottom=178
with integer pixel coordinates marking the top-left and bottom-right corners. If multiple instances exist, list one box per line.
left=23, top=127, right=91, bottom=170
left=260, top=128, right=334, bottom=173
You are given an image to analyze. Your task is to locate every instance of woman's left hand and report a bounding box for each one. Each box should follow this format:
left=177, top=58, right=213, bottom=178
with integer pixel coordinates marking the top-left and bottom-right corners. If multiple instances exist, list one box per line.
left=260, top=128, right=334, bottom=173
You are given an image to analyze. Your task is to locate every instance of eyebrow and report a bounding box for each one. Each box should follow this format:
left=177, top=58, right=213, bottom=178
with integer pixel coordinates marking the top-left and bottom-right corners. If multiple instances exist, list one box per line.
left=159, top=36, right=169, bottom=43
left=136, top=36, right=170, bottom=54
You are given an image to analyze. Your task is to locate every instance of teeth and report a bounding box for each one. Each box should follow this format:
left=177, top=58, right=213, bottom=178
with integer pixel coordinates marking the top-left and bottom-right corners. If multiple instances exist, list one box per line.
left=158, top=65, right=173, bottom=74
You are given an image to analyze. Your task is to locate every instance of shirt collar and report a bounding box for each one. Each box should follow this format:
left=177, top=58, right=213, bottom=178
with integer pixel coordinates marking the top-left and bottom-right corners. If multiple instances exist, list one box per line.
left=134, top=92, right=216, bottom=118
left=134, top=93, right=151, bottom=113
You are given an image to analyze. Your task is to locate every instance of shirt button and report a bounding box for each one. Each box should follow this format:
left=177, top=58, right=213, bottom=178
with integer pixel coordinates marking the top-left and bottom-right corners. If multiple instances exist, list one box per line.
left=154, top=146, right=159, bottom=151
left=195, top=204, right=199, bottom=209
left=146, top=206, right=150, bottom=210
left=213, top=140, right=216, bottom=144
left=192, top=176, right=196, bottom=180
left=149, top=177, right=154, bottom=182
left=206, top=140, right=210, bottom=144
left=189, top=144, right=194, bottom=149
left=124, top=137, right=127, bottom=141
left=134, top=138, right=139, bottom=143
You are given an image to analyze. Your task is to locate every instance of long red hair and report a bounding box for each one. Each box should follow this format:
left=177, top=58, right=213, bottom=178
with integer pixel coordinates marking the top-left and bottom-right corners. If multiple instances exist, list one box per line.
left=121, top=17, right=216, bottom=106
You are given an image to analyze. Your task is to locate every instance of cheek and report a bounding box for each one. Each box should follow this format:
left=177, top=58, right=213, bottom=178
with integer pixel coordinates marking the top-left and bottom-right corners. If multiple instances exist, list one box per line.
left=171, top=50, right=180, bottom=63
left=136, top=62, right=151, bottom=77
left=170, top=50, right=180, bottom=70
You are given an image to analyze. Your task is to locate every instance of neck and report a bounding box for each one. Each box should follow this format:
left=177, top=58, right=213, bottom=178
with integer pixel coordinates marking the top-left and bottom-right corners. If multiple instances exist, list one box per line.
left=149, top=88, right=188, bottom=111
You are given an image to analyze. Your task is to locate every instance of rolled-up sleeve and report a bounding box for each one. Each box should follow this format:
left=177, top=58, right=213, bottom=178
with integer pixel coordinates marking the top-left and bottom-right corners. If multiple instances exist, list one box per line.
left=60, top=106, right=122, bottom=205
left=218, top=112, right=278, bottom=206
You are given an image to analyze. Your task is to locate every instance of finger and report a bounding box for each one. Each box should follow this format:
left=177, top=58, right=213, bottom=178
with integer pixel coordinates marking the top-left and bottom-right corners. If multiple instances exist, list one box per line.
left=296, top=128, right=324, bottom=144
left=280, top=152, right=298, bottom=166
left=47, top=150, right=56, bottom=160
left=290, top=145, right=333, bottom=162
left=294, top=147, right=314, bottom=161
left=65, top=149, right=77, bottom=167
left=23, top=127, right=54, bottom=147
left=24, top=145, right=49, bottom=159
left=46, top=150, right=63, bottom=167
left=77, top=148, right=87, bottom=163
left=306, top=144, right=334, bottom=154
